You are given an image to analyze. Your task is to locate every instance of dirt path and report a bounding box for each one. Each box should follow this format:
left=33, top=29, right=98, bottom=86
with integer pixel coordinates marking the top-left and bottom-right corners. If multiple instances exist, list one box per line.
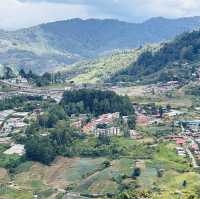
left=186, top=147, right=200, bottom=169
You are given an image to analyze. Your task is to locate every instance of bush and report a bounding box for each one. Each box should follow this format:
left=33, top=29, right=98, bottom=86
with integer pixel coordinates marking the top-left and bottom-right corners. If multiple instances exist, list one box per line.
left=25, top=136, right=56, bottom=165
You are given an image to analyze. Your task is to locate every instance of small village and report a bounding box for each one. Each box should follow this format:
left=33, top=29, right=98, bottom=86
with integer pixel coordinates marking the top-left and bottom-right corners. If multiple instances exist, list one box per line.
left=1, top=75, right=200, bottom=198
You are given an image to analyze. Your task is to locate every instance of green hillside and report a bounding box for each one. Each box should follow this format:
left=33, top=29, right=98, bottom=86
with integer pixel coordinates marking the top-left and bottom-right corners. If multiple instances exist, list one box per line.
left=112, top=30, right=200, bottom=84
left=56, top=49, right=140, bottom=84
left=57, top=46, right=159, bottom=84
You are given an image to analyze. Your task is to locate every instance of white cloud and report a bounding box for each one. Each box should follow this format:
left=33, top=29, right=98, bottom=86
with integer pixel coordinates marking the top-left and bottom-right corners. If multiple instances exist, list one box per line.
left=0, top=0, right=111, bottom=30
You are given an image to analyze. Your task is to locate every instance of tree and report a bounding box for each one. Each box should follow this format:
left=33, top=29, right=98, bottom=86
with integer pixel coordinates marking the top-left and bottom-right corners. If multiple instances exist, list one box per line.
left=132, top=167, right=141, bottom=178
left=19, top=69, right=26, bottom=78
left=25, top=136, right=56, bottom=165
left=61, top=89, right=135, bottom=116
left=123, top=127, right=130, bottom=138
left=157, top=169, right=164, bottom=178
left=97, top=133, right=111, bottom=146
left=166, top=104, right=171, bottom=112
left=38, top=113, right=49, bottom=129
left=159, top=106, right=164, bottom=118
left=182, top=180, right=187, bottom=188
left=51, top=120, right=74, bottom=146
left=103, top=160, right=111, bottom=168
left=180, top=46, right=193, bottom=60
left=127, top=115, right=136, bottom=129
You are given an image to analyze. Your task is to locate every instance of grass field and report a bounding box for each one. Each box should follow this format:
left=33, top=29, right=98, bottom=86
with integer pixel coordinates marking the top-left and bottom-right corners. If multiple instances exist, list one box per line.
left=0, top=142, right=199, bottom=198
left=0, top=156, right=133, bottom=197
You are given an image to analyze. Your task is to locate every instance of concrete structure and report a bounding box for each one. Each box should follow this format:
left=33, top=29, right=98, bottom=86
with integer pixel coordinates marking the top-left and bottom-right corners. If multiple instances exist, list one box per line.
left=82, top=112, right=120, bottom=134
left=3, top=144, right=25, bottom=156
left=95, top=127, right=121, bottom=137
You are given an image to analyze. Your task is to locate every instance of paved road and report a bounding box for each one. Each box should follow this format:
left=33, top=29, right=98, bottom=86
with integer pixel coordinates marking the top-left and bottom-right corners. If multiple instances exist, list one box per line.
left=0, top=80, right=66, bottom=93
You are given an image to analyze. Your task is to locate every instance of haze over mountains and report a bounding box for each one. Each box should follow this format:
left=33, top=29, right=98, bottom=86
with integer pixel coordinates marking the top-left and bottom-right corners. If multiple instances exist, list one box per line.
left=1, top=16, right=200, bottom=73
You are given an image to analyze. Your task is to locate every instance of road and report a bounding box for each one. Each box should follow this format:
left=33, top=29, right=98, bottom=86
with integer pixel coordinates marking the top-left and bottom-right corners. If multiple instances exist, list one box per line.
left=0, top=80, right=66, bottom=93
left=0, top=80, right=66, bottom=100
left=185, top=147, right=200, bottom=169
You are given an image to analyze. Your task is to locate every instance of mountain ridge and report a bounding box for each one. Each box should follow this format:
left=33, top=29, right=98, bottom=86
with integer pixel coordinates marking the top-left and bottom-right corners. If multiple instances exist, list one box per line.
left=1, top=16, right=200, bottom=74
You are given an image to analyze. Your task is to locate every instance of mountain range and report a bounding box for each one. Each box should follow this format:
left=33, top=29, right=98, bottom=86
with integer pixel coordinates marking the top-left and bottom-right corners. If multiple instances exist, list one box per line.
left=1, top=16, right=200, bottom=74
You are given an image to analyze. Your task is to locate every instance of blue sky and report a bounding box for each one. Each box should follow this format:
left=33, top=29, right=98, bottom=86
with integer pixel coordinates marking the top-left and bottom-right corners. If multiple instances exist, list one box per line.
left=0, top=0, right=200, bottom=30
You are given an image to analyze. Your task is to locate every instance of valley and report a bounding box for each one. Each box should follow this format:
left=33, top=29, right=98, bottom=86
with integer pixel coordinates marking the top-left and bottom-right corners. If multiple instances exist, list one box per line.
left=2, top=13, right=200, bottom=199
left=1, top=77, right=200, bottom=198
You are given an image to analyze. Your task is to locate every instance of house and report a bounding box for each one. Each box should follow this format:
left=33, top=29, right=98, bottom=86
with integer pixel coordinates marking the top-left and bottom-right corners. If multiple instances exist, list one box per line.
left=12, top=112, right=29, bottom=118
left=164, top=110, right=184, bottom=118
left=95, top=127, right=121, bottom=137
left=136, top=114, right=150, bottom=125
left=176, top=120, right=200, bottom=127
left=82, top=123, right=96, bottom=134
left=176, top=139, right=186, bottom=146
left=82, top=112, right=120, bottom=134
left=71, top=120, right=83, bottom=129
left=176, top=147, right=186, bottom=157
left=129, top=130, right=143, bottom=139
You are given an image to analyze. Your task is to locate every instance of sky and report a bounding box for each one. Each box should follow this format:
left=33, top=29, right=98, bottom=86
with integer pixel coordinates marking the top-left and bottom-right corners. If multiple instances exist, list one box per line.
left=0, top=0, right=200, bottom=30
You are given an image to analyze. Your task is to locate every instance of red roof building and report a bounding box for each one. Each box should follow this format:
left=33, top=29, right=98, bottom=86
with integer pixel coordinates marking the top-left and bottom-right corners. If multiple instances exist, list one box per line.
left=176, top=139, right=186, bottom=145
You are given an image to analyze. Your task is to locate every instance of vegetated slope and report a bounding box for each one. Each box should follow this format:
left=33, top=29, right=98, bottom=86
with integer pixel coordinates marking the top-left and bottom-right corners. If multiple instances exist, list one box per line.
left=0, top=28, right=80, bottom=74
left=38, top=17, right=200, bottom=56
left=57, top=48, right=145, bottom=84
left=112, top=30, right=200, bottom=84
left=1, top=17, right=200, bottom=74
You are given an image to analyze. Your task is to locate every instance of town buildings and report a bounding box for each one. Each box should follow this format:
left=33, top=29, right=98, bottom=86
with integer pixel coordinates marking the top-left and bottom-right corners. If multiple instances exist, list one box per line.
left=82, top=112, right=121, bottom=136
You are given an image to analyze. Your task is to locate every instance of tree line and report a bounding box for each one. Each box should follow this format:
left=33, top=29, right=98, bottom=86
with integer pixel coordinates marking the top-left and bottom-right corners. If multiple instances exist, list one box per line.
left=61, top=89, right=134, bottom=116
left=19, top=69, right=64, bottom=87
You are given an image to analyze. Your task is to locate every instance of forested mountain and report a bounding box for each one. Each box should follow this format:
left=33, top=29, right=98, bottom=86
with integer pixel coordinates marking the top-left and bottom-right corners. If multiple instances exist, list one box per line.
left=112, top=30, right=200, bottom=84
left=1, top=17, right=200, bottom=74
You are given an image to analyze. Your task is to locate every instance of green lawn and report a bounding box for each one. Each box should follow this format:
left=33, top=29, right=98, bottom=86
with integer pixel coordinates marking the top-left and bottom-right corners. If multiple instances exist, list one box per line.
left=147, top=143, right=190, bottom=172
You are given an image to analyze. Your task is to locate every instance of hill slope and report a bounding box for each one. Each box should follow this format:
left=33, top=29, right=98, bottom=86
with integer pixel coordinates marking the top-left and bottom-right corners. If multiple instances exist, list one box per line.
left=112, top=30, right=200, bottom=84
left=57, top=45, right=160, bottom=84
left=1, top=17, right=200, bottom=74
left=57, top=49, right=142, bottom=84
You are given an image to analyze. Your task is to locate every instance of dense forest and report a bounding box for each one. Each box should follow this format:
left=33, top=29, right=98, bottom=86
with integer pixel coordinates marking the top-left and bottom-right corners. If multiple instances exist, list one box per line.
left=112, top=30, right=200, bottom=83
left=61, top=89, right=134, bottom=116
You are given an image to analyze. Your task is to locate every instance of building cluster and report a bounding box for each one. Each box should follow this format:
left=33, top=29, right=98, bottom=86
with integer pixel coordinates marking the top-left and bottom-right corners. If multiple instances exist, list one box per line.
left=6, top=77, right=28, bottom=85
left=165, top=119, right=200, bottom=167
left=82, top=112, right=122, bottom=136
left=145, top=81, right=180, bottom=94
left=0, top=109, right=38, bottom=135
